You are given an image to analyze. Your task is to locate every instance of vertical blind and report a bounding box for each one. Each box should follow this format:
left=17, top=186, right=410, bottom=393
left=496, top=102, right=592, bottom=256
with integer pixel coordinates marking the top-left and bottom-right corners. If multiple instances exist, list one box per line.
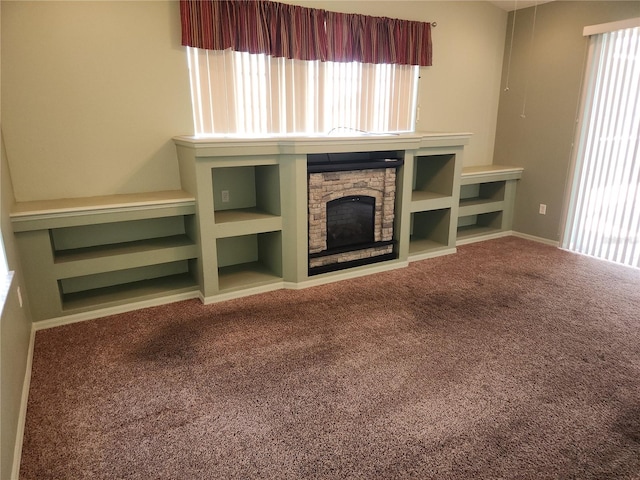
left=563, top=24, right=640, bottom=267
left=187, top=47, right=419, bottom=136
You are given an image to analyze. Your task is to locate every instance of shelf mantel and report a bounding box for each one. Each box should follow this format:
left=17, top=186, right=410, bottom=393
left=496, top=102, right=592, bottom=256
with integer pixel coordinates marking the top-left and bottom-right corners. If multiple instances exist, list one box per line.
left=173, top=131, right=472, bottom=157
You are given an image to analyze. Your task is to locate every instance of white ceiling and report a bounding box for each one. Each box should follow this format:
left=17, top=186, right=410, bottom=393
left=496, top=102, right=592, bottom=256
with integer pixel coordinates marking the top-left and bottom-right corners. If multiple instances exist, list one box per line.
left=488, top=0, right=555, bottom=11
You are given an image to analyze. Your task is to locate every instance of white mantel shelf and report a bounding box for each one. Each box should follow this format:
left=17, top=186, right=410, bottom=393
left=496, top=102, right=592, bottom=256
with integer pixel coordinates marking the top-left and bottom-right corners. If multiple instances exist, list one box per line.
left=461, top=164, right=524, bottom=184
left=172, top=131, right=472, bottom=157
left=11, top=190, right=195, bottom=232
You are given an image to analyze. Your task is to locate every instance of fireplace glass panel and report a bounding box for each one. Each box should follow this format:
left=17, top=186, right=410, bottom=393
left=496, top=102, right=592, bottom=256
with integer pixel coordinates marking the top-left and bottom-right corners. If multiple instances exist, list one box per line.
left=326, top=195, right=375, bottom=250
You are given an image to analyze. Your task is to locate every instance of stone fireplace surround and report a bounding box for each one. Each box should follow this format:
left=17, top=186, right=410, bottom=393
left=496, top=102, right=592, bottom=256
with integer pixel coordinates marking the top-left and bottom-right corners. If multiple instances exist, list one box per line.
left=308, top=165, right=398, bottom=273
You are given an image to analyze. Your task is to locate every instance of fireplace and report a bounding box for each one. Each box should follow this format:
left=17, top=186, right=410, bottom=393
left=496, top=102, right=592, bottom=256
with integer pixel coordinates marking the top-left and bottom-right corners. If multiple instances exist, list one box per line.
left=308, top=151, right=403, bottom=275
left=326, top=195, right=375, bottom=250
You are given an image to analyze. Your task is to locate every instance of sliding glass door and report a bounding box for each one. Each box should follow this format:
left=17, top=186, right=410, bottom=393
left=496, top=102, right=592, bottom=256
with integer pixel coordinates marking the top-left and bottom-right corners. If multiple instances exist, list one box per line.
left=562, top=22, right=640, bottom=268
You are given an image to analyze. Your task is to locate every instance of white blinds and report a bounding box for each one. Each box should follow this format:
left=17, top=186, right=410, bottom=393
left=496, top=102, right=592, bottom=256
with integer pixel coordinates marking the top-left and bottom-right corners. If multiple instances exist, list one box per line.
left=563, top=25, right=640, bottom=268
left=186, top=47, right=419, bottom=136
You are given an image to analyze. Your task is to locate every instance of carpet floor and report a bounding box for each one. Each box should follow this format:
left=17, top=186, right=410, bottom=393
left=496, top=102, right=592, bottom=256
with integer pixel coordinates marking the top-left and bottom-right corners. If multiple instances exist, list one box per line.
left=19, top=237, right=640, bottom=479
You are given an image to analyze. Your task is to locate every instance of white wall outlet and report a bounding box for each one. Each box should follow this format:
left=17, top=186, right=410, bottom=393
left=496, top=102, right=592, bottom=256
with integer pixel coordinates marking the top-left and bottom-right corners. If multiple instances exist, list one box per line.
left=221, top=190, right=230, bottom=203
left=539, top=203, right=547, bottom=215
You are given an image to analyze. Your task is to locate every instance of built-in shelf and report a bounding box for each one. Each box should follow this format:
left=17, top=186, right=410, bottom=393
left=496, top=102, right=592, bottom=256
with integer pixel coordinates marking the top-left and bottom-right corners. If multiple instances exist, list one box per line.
left=409, top=208, right=452, bottom=258
left=212, top=164, right=281, bottom=221
left=410, top=192, right=453, bottom=212
left=457, top=224, right=502, bottom=241
left=412, top=154, right=456, bottom=203
left=53, top=235, right=198, bottom=278
left=216, top=231, right=283, bottom=292
left=54, top=234, right=196, bottom=263
left=62, top=272, right=197, bottom=312
left=457, top=165, right=523, bottom=245
left=213, top=210, right=283, bottom=238
left=411, top=191, right=450, bottom=203
left=460, top=165, right=524, bottom=184
left=458, top=197, right=504, bottom=209
left=11, top=190, right=199, bottom=321
left=14, top=134, right=483, bottom=322
left=214, top=207, right=280, bottom=224
left=408, top=238, right=451, bottom=256
left=217, top=262, right=283, bottom=292
left=407, top=150, right=461, bottom=260
left=10, top=190, right=195, bottom=218
left=206, top=162, right=284, bottom=294
left=458, top=199, right=505, bottom=217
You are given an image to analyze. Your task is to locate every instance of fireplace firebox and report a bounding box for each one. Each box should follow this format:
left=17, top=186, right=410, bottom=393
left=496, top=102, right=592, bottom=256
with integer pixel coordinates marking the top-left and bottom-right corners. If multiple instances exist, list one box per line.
left=326, top=195, right=375, bottom=250
left=308, top=151, right=403, bottom=275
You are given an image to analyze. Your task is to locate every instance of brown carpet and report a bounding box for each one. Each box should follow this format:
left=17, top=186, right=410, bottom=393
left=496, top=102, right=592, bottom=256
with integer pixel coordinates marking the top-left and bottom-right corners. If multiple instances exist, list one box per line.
left=19, top=237, right=640, bottom=479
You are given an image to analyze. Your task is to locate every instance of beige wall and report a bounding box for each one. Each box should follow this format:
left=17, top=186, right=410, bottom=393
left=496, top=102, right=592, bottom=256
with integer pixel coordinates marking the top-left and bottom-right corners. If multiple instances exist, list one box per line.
left=493, top=1, right=640, bottom=241
left=1, top=7, right=33, bottom=476
left=0, top=151, right=32, bottom=480
left=2, top=1, right=507, bottom=202
left=2, top=1, right=193, bottom=202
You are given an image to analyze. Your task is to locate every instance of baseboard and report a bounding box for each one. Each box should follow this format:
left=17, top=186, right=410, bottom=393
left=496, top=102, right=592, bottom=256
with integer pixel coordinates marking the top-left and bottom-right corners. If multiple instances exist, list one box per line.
left=12, top=327, right=35, bottom=480
left=32, top=291, right=201, bottom=331
left=456, top=230, right=513, bottom=246
left=201, top=282, right=285, bottom=305
left=511, top=231, right=560, bottom=247
left=408, top=247, right=457, bottom=263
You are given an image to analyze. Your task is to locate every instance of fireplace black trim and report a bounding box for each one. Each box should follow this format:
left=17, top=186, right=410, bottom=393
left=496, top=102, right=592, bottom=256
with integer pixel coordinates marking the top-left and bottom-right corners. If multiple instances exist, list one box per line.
left=307, top=158, right=403, bottom=173
left=308, top=239, right=395, bottom=259
left=307, top=150, right=404, bottom=173
left=308, top=251, right=397, bottom=276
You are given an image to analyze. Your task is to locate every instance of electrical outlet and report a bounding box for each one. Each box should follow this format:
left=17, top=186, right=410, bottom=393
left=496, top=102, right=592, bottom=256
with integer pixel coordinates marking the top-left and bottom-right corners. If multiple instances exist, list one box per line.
left=539, top=203, right=547, bottom=215
left=17, top=286, right=23, bottom=308
left=221, top=190, right=230, bottom=203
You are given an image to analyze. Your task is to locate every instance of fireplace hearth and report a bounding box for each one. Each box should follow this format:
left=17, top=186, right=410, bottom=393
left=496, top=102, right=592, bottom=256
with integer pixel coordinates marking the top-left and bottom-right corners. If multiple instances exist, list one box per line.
left=308, top=151, right=402, bottom=275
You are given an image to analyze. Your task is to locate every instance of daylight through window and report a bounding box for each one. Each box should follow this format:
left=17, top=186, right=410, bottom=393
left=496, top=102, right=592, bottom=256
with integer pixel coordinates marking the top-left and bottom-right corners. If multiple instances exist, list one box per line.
left=187, top=47, right=419, bottom=136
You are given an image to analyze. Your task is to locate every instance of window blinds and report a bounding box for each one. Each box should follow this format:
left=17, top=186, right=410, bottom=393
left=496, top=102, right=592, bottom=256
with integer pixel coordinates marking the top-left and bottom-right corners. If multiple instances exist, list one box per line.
left=563, top=25, right=640, bottom=268
left=187, top=47, right=419, bottom=136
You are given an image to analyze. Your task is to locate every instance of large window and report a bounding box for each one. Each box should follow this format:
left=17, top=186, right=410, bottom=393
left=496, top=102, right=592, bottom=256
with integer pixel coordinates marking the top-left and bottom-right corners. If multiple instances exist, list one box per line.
left=187, top=47, right=419, bottom=137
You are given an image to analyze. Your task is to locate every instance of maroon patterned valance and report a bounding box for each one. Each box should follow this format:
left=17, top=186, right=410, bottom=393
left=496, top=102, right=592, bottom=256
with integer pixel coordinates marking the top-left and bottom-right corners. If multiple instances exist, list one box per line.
left=180, top=0, right=432, bottom=66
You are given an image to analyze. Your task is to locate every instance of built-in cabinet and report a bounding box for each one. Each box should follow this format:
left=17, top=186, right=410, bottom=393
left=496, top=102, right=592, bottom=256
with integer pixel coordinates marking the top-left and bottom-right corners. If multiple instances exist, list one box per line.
left=174, top=133, right=471, bottom=304
left=11, top=133, right=523, bottom=322
left=456, top=165, right=523, bottom=244
left=11, top=191, right=199, bottom=321
left=407, top=152, right=461, bottom=261
left=210, top=163, right=284, bottom=293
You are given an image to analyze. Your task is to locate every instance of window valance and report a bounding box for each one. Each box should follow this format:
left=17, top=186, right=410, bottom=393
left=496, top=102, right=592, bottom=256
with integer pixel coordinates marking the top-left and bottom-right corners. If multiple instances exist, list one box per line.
left=180, top=0, right=433, bottom=66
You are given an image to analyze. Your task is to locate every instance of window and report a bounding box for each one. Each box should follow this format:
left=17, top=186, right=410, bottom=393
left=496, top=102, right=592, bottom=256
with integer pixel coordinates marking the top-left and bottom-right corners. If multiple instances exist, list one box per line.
left=187, top=47, right=419, bottom=136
